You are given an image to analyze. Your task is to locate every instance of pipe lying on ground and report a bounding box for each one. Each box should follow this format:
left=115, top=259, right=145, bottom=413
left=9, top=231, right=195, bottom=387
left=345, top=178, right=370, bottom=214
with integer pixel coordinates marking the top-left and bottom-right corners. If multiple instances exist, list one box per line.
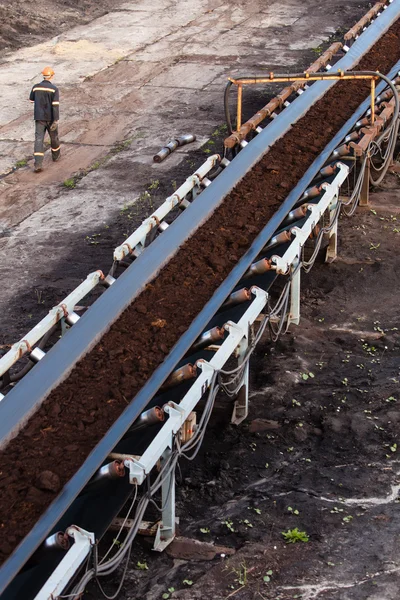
left=153, top=134, right=196, bottom=163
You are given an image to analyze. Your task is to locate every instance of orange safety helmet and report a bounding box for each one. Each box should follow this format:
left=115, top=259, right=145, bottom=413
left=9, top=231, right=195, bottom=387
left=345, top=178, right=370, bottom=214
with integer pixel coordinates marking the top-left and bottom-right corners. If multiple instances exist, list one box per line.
left=42, top=66, right=55, bottom=78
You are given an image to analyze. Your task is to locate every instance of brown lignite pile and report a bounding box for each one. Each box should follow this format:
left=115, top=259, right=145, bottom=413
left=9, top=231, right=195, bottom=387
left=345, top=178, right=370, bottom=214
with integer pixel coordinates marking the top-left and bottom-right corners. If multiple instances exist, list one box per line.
left=1, top=20, right=399, bottom=565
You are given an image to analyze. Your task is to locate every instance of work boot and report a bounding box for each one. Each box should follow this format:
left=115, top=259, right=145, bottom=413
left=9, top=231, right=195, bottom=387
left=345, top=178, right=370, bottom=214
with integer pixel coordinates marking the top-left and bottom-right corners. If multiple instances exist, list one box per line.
left=52, top=152, right=61, bottom=163
left=34, top=164, right=43, bottom=173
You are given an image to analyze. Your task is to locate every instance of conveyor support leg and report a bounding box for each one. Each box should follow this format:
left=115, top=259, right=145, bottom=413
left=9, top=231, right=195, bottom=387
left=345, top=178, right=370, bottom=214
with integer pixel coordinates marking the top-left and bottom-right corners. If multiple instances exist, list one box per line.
left=288, top=259, right=301, bottom=327
left=231, top=334, right=249, bottom=425
left=326, top=194, right=338, bottom=263
left=154, top=447, right=177, bottom=551
left=359, top=156, right=370, bottom=206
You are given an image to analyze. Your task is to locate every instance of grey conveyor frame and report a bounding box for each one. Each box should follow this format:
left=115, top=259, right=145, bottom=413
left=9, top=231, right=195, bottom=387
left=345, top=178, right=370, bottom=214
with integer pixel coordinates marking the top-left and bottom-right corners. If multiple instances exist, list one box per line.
left=1, top=1, right=399, bottom=593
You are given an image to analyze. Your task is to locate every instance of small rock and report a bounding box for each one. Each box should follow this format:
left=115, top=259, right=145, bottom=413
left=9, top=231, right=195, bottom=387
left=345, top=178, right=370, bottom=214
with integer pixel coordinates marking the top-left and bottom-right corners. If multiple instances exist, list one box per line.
left=48, top=402, right=61, bottom=417
left=36, top=470, right=61, bottom=493
left=294, top=426, right=309, bottom=442
left=249, top=418, right=281, bottom=433
left=26, top=486, right=48, bottom=505
left=65, top=444, right=79, bottom=453
left=82, top=415, right=95, bottom=424
left=166, top=537, right=235, bottom=561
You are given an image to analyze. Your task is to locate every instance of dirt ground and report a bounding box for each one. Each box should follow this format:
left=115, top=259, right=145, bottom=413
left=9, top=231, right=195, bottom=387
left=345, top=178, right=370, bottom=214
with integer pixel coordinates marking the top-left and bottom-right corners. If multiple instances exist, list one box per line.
left=0, top=0, right=124, bottom=54
left=87, top=168, right=400, bottom=600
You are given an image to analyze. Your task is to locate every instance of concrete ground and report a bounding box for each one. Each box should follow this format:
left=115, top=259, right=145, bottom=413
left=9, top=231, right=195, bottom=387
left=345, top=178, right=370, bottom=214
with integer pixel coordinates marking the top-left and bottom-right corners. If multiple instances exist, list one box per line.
left=0, top=0, right=372, bottom=344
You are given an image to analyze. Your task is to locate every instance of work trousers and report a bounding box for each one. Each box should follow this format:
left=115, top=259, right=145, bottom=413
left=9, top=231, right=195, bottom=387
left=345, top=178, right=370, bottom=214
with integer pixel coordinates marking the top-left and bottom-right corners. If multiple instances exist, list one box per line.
left=34, top=120, right=60, bottom=166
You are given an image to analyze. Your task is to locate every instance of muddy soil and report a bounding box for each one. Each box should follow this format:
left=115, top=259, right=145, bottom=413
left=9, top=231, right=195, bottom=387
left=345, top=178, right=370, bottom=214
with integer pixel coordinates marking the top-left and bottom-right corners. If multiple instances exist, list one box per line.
left=0, top=0, right=125, bottom=55
left=89, top=171, right=400, bottom=600
left=1, top=17, right=400, bottom=566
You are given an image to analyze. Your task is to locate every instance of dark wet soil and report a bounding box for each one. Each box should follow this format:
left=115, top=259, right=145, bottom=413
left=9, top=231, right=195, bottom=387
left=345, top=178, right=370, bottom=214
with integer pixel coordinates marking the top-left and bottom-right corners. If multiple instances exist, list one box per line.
left=1, top=17, right=400, bottom=567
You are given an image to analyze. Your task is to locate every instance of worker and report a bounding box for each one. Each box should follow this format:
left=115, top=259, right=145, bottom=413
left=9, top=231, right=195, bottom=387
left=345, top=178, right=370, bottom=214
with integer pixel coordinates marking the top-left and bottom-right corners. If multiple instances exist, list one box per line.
left=29, top=66, right=60, bottom=173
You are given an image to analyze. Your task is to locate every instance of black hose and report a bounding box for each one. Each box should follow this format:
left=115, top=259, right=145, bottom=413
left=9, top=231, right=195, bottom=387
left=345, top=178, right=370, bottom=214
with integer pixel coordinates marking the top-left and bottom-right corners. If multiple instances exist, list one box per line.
left=224, top=80, right=234, bottom=135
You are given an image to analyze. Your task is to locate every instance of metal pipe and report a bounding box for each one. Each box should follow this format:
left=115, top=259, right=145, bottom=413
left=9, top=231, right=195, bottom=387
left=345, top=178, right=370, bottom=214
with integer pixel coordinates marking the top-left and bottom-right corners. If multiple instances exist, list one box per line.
left=153, top=140, right=178, bottom=163
left=176, top=134, right=196, bottom=146
left=261, top=230, right=292, bottom=253
left=371, top=78, right=376, bottom=123
left=92, top=460, right=125, bottom=483
left=26, top=532, right=70, bottom=566
left=158, top=221, right=169, bottom=232
left=344, top=131, right=361, bottom=143
left=315, top=164, right=339, bottom=180
left=332, top=143, right=351, bottom=158
left=81, top=460, right=126, bottom=495
left=220, top=288, right=251, bottom=310
left=103, top=274, right=116, bottom=287
left=127, top=406, right=164, bottom=433
left=29, top=348, right=46, bottom=364
left=160, top=364, right=197, bottom=391
left=354, top=117, right=370, bottom=129
left=283, top=204, right=309, bottom=225
left=188, top=326, right=225, bottom=354
left=43, top=532, right=70, bottom=552
left=243, top=258, right=273, bottom=279
left=153, top=135, right=196, bottom=163
left=300, top=185, right=322, bottom=201
left=65, top=312, right=80, bottom=327
left=237, top=84, right=243, bottom=131
left=224, top=41, right=343, bottom=148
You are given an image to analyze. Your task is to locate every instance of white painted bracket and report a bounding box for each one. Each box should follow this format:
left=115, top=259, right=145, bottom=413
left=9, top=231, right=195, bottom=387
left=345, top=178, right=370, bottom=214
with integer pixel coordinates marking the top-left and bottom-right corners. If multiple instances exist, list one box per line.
left=231, top=334, right=250, bottom=425
left=288, top=259, right=301, bottom=327
left=0, top=271, right=104, bottom=377
left=153, top=447, right=178, bottom=552
left=325, top=194, right=339, bottom=263
left=34, top=526, right=94, bottom=600
left=271, top=162, right=349, bottom=275
left=113, top=155, right=220, bottom=261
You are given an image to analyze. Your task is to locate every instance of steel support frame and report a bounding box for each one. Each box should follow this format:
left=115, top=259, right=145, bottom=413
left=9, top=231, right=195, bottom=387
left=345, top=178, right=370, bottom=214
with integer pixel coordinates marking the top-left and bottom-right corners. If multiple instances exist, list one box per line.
left=272, top=163, right=349, bottom=276
left=153, top=446, right=177, bottom=552
left=33, top=527, right=94, bottom=600
left=0, top=271, right=104, bottom=378
left=125, top=287, right=268, bottom=549
left=288, top=259, right=301, bottom=327
left=273, top=163, right=349, bottom=326
left=230, top=323, right=250, bottom=425
left=359, top=156, right=371, bottom=205
left=326, top=192, right=339, bottom=263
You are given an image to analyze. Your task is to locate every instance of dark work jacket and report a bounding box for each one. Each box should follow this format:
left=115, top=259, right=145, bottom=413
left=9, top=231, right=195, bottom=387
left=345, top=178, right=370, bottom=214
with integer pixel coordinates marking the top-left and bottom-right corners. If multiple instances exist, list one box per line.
left=29, top=79, right=60, bottom=122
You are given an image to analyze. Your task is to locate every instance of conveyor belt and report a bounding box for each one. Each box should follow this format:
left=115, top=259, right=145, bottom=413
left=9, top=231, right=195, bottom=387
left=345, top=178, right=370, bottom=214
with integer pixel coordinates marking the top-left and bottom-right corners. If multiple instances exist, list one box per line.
left=0, top=1, right=399, bottom=596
